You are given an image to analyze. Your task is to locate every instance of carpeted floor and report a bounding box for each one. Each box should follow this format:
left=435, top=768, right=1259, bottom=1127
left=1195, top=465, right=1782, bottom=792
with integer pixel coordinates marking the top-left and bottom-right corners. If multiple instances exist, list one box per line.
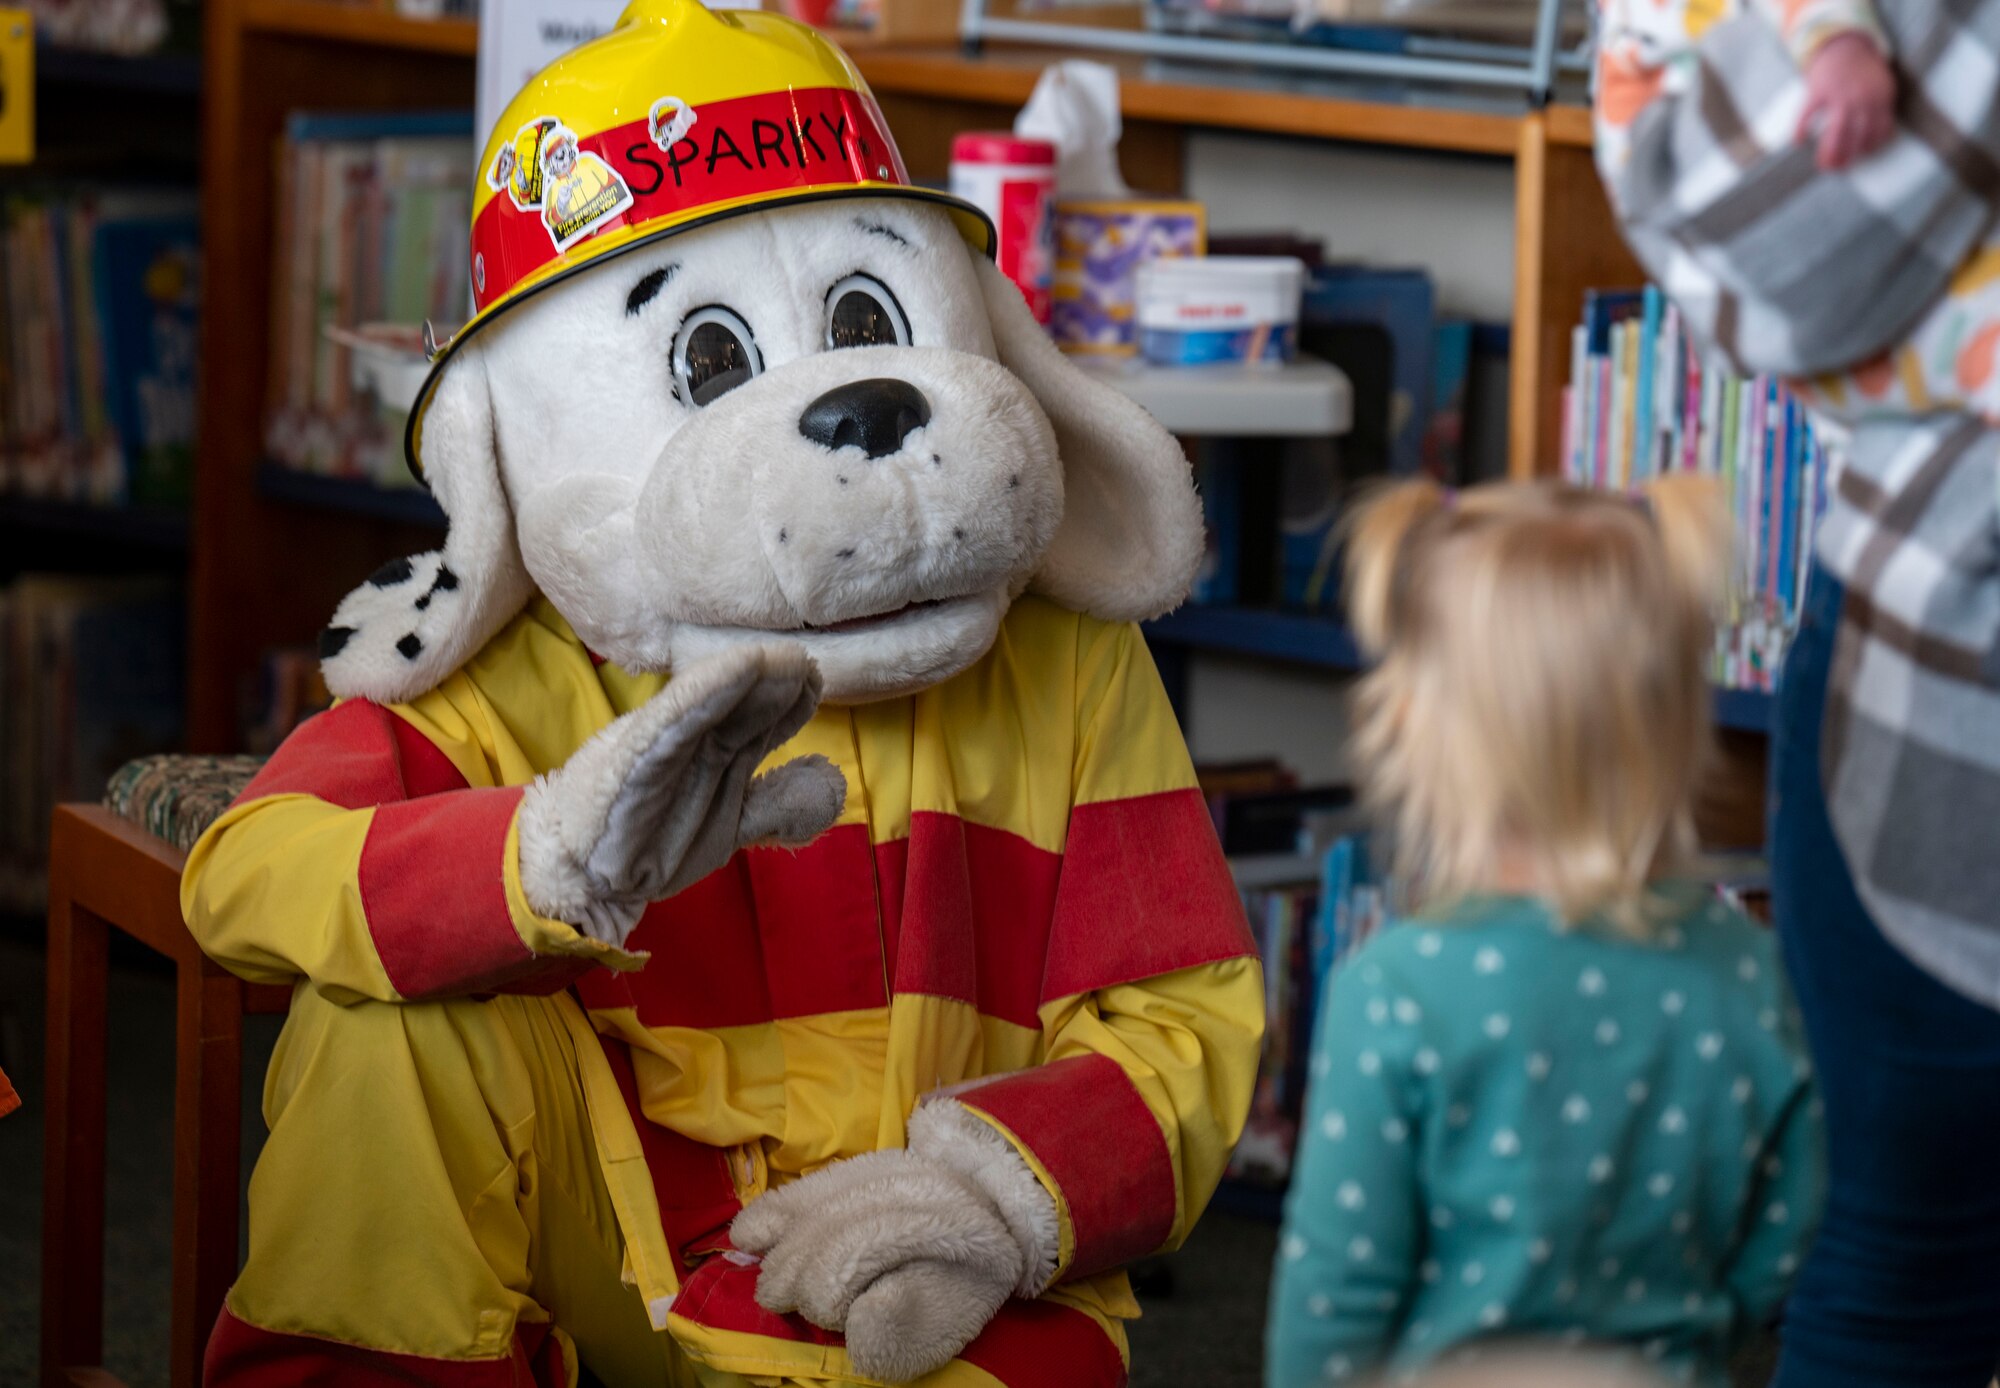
left=0, top=930, right=1773, bottom=1388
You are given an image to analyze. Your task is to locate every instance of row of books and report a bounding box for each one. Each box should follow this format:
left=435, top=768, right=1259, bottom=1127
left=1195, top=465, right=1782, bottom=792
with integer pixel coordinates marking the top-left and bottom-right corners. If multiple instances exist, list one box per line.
left=0, top=575, right=183, bottom=911
left=0, top=190, right=199, bottom=506
left=1560, top=286, right=1830, bottom=694
left=265, top=111, right=475, bottom=490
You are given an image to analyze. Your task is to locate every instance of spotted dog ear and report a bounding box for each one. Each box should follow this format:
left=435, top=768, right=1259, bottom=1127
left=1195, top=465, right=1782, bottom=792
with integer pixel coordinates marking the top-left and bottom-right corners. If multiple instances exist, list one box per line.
left=320, top=348, right=535, bottom=702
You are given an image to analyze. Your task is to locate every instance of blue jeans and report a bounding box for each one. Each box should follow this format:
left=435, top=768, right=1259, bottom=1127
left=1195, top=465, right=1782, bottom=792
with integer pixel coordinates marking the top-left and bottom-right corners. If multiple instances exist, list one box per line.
left=1771, top=569, right=2000, bottom=1388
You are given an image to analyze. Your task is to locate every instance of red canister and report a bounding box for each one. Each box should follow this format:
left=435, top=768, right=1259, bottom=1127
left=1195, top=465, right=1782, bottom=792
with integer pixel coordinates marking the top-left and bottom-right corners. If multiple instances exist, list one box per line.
left=949, top=132, right=1057, bottom=324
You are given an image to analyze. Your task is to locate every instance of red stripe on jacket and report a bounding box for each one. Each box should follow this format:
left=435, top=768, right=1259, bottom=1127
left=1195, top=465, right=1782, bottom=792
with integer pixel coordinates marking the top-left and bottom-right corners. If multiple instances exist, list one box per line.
left=956, top=1053, right=1179, bottom=1280
left=579, top=790, right=1247, bottom=1031
left=670, top=1254, right=1126, bottom=1386
left=206, top=1306, right=567, bottom=1387
left=238, top=701, right=593, bottom=1000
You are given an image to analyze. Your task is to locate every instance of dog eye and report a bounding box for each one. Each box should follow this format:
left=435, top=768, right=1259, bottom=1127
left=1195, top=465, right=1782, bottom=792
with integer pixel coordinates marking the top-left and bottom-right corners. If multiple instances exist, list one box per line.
left=673, top=305, right=762, bottom=407
left=825, top=274, right=911, bottom=350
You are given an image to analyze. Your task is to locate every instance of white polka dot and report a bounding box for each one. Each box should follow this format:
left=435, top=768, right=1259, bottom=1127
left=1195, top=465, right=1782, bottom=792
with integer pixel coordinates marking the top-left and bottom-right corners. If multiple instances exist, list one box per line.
left=1484, top=1012, right=1511, bottom=1039
left=1491, top=1128, right=1522, bottom=1157
left=1562, top=1094, right=1592, bottom=1124
left=1597, top=1019, right=1621, bottom=1046
left=1410, top=1319, right=1431, bottom=1341
left=1759, top=1008, right=1779, bottom=1031
left=1764, top=1155, right=1784, bottom=1179
left=1324, top=1352, right=1352, bottom=1381
left=1659, top=1105, right=1688, bottom=1135
left=1743, top=1136, right=1763, bottom=1160
left=1588, top=1154, right=1614, bottom=1184
left=1311, top=1053, right=1330, bottom=1078
left=1337, top=1180, right=1366, bottom=1210
left=1555, top=1277, right=1579, bottom=1303
left=1321, top=1110, right=1348, bottom=1141
left=1671, top=1210, right=1694, bottom=1235
left=1462, top=1261, right=1485, bottom=1286
left=1394, top=997, right=1422, bottom=1025
left=1739, top=955, right=1760, bottom=982
left=1282, top=1233, right=1308, bottom=1261
left=1447, top=1104, right=1471, bottom=1128
left=1526, top=1052, right=1552, bottom=1081
left=1474, top=947, right=1505, bottom=975
left=1599, top=1257, right=1621, bottom=1279
left=1795, top=1057, right=1813, bottom=1080
left=1357, top=1050, right=1381, bottom=1076
left=1421, top=1259, right=1443, bottom=1284
left=1809, top=1098, right=1825, bottom=1120
left=1381, top=1117, right=1409, bottom=1143
left=1767, top=1202, right=1790, bottom=1225
left=1579, top=966, right=1607, bottom=997
left=1648, top=1172, right=1675, bottom=1198
left=1366, top=998, right=1390, bottom=1025
left=1490, top=1194, right=1516, bottom=1222
left=1684, top=1292, right=1703, bottom=1314
left=1696, top=1032, right=1725, bottom=1061
left=1627, top=1079, right=1651, bottom=1104
left=1416, top=932, right=1443, bottom=957
left=1479, top=1302, right=1507, bottom=1328
left=1661, top=990, right=1686, bottom=1016
left=1348, top=1235, right=1375, bottom=1262
left=1732, top=1076, right=1753, bottom=1104
left=1431, top=1206, right=1455, bottom=1230
left=1626, top=1278, right=1648, bottom=1302
left=1414, top=1047, right=1441, bottom=1076
left=1307, top=1292, right=1333, bottom=1318
left=1777, top=1253, right=1799, bottom=1275
left=1663, top=926, right=1687, bottom=949
left=1529, top=1238, right=1553, bottom=1264
left=1643, top=1336, right=1667, bottom=1358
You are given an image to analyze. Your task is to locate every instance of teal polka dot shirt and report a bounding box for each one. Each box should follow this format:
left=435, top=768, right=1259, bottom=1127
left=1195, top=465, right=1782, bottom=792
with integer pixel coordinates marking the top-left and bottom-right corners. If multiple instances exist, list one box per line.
left=1265, top=887, right=1824, bottom=1387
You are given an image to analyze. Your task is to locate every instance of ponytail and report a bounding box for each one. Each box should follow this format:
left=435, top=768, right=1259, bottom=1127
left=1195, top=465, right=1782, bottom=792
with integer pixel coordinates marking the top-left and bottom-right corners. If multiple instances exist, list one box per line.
left=1641, top=473, right=1729, bottom=619
left=1344, top=479, right=1450, bottom=654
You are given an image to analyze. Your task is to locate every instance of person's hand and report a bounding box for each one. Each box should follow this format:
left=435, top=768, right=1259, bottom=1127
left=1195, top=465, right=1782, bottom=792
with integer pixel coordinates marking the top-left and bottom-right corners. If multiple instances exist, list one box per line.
left=517, top=642, right=846, bottom=948
left=1798, top=31, right=1897, bottom=171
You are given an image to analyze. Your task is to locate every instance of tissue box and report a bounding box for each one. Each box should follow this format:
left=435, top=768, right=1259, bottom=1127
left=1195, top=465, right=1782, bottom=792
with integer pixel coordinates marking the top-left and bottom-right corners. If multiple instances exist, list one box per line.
left=1050, top=199, right=1206, bottom=355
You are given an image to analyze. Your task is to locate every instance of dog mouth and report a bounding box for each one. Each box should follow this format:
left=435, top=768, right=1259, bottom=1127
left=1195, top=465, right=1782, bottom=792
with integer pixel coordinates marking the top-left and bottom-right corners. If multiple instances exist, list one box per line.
left=800, top=597, right=951, bottom=634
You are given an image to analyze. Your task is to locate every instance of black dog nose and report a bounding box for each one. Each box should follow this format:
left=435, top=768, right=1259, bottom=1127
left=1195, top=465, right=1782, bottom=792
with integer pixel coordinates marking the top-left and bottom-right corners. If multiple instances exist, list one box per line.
left=798, top=378, right=932, bottom=459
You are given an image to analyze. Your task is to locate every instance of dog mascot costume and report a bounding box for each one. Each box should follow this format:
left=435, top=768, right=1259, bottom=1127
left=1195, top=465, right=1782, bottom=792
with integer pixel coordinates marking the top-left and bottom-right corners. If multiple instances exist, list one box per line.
left=183, top=4, right=1262, bottom=1384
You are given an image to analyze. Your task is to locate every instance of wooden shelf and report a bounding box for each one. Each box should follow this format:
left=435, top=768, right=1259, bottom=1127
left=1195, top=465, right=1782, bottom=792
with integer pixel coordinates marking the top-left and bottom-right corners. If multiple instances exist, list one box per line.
left=855, top=46, right=1593, bottom=156
left=240, top=0, right=477, bottom=55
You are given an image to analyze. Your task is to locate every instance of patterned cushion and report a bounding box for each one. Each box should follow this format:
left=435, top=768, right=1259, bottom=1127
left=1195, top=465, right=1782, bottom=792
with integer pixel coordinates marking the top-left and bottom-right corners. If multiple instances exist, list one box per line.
left=104, top=754, right=266, bottom=855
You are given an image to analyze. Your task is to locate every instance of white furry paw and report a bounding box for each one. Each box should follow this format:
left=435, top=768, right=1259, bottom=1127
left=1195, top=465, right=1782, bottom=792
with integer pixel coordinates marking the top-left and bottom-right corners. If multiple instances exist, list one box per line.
left=845, top=1259, right=1011, bottom=1383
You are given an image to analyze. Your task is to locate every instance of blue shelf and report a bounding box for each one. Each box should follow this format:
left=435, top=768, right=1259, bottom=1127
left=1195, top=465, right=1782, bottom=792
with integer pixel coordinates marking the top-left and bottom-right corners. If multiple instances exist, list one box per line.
left=257, top=463, right=445, bottom=528
left=35, top=45, right=201, bottom=95
left=1145, top=603, right=1774, bottom=733
left=1144, top=603, right=1366, bottom=671
left=0, top=495, right=188, bottom=550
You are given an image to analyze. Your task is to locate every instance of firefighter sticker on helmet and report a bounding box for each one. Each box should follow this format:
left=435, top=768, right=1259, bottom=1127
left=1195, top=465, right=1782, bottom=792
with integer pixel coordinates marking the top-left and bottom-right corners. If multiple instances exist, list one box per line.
left=648, top=96, right=698, bottom=152
left=486, top=116, right=635, bottom=253
left=488, top=117, right=556, bottom=212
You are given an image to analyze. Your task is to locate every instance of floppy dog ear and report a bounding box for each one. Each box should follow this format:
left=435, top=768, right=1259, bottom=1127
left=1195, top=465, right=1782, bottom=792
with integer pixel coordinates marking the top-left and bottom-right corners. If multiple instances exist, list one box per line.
left=974, top=253, right=1204, bottom=622
left=319, top=348, right=536, bottom=702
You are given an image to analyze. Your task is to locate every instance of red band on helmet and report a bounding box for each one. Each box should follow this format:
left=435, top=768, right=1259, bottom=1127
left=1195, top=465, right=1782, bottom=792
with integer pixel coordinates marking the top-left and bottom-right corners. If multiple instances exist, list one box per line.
left=470, top=85, right=908, bottom=313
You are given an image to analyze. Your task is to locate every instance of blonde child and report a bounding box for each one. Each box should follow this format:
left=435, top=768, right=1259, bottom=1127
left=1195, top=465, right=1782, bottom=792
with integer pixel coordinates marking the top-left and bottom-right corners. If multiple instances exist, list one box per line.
left=1265, top=479, right=1823, bottom=1388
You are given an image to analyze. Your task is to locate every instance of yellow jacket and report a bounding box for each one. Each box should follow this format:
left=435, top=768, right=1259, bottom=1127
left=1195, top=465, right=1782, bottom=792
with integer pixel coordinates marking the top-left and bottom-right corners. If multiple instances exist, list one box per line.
left=184, top=595, right=1264, bottom=1378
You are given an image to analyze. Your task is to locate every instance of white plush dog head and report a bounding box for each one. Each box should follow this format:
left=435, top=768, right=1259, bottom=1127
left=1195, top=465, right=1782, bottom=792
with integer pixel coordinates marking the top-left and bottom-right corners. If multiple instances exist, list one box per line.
left=321, top=197, right=1201, bottom=703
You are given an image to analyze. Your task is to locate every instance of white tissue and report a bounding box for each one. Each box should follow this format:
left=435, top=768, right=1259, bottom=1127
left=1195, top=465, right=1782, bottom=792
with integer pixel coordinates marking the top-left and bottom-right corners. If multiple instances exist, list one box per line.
left=1013, top=61, right=1131, bottom=198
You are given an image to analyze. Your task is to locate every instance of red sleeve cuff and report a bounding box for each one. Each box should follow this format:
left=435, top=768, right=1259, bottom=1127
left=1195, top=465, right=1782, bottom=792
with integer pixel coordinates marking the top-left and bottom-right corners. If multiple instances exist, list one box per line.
left=358, top=787, right=589, bottom=1000
left=956, top=1053, right=1178, bottom=1280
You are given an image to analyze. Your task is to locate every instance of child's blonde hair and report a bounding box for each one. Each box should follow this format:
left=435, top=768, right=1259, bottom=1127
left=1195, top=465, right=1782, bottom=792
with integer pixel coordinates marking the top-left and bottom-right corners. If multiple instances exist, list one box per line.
left=1344, top=476, right=1728, bottom=932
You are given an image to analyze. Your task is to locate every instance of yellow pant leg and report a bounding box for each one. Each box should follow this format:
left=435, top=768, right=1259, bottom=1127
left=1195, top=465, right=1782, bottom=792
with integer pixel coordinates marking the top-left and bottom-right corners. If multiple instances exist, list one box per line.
left=217, top=984, right=695, bottom=1388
